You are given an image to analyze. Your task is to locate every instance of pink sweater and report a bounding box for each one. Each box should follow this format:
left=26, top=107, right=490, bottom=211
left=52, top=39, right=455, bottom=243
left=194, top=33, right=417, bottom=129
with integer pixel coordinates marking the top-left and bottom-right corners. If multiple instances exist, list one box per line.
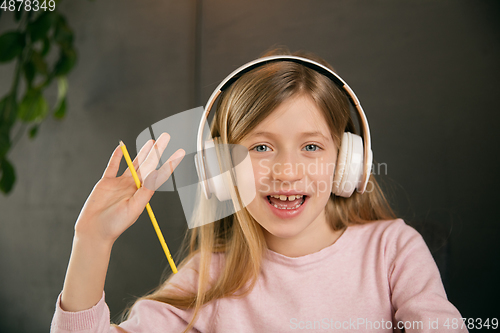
left=50, top=219, right=467, bottom=332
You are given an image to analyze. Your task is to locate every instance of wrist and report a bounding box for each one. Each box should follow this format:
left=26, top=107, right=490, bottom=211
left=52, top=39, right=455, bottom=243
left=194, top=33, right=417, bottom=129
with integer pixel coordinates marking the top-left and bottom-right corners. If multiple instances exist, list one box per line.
left=61, top=231, right=114, bottom=312
left=73, top=232, right=114, bottom=253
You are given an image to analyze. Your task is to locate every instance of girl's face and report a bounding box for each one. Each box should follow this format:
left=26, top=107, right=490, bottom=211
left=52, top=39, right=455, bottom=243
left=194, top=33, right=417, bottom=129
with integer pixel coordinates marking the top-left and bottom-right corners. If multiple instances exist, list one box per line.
left=238, top=94, right=340, bottom=255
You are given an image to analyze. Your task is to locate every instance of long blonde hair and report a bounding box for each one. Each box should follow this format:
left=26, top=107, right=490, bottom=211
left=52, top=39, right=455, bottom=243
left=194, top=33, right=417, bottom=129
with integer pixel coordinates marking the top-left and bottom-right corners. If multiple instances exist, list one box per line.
left=115, top=47, right=396, bottom=332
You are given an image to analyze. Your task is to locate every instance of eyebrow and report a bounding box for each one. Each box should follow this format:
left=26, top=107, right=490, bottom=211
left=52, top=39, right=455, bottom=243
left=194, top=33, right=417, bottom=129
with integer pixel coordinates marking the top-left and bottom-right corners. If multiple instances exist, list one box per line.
left=251, top=131, right=331, bottom=141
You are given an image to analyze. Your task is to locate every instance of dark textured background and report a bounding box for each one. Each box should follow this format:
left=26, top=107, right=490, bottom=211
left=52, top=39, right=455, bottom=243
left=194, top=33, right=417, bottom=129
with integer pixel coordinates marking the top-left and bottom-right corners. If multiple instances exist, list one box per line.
left=0, top=1, right=499, bottom=331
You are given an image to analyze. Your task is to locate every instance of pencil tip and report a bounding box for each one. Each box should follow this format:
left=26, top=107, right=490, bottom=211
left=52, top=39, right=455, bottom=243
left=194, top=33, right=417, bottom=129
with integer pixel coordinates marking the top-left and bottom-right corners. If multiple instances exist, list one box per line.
left=119, top=140, right=124, bottom=146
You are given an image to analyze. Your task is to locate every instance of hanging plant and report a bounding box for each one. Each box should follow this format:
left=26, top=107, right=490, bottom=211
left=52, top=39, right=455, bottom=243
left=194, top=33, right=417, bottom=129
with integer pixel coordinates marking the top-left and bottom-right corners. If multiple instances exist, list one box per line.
left=0, top=0, right=78, bottom=194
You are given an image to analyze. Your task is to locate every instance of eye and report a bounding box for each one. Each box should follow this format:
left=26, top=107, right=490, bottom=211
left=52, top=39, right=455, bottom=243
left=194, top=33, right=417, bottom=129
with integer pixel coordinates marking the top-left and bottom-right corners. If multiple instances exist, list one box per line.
left=303, top=144, right=321, bottom=152
left=251, top=144, right=271, bottom=152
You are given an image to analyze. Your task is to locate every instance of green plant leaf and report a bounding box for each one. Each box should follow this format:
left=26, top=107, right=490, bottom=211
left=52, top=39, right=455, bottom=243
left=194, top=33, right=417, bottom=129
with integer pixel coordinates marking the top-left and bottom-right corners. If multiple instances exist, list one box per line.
left=28, top=124, right=39, bottom=139
left=0, top=157, right=16, bottom=194
left=0, top=127, right=9, bottom=161
left=29, top=12, right=58, bottom=42
left=0, top=31, right=25, bottom=63
left=53, top=97, right=66, bottom=119
left=53, top=77, right=68, bottom=119
left=41, top=36, right=51, bottom=56
left=31, top=50, right=48, bottom=75
left=57, top=76, right=68, bottom=100
left=54, top=15, right=74, bottom=49
left=54, top=48, right=77, bottom=77
left=0, top=94, right=18, bottom=132
left=23, top=60, right=36, bottom=87
left=0, top=95, right=9, bottom=125
left=0, top=97, right=13, bottom=160
left=18, top=89, right=48, bottom=123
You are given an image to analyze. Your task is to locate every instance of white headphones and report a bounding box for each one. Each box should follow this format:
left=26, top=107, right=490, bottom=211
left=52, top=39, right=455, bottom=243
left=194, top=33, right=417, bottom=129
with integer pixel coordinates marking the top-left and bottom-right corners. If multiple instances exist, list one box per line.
left=194, top=55, right=372, bottom=201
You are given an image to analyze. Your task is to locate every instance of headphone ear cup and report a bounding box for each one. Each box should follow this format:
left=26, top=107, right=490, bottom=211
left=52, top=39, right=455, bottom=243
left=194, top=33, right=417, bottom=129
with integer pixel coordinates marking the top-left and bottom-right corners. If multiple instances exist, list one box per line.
left=332, top=132, right=350, bottom=197
left=332, top=132, right=364, bottom=197
left=204, top=137, right=232, bottom=201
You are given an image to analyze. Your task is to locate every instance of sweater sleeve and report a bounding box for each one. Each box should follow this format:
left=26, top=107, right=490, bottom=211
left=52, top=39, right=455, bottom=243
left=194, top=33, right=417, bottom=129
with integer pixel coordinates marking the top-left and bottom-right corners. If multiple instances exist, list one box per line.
left=50, top=289, right=212, bottom=333
left=50, top=253, right=221, bottom=333
left=50, top=290, right=114, bottom=333
left=387, top=220, right=468, bottom=333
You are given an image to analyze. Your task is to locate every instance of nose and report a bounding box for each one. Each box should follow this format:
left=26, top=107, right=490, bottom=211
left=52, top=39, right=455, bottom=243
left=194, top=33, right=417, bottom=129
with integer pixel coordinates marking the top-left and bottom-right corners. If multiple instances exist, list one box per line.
left=271, top=150, right=305, bottom=183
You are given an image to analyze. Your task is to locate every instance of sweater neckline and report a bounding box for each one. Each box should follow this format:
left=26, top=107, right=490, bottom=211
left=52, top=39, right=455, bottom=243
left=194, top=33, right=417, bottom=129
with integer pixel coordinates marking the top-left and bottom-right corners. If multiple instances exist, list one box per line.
left=264, top=225, right=352, bottom=266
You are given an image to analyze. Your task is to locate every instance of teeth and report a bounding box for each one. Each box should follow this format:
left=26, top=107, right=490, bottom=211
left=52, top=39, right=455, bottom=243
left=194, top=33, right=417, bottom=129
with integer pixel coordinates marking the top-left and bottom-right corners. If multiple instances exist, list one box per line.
left=268, top=195, right=306, bottom=210
left=270, top=194, right=304, bottom=201
left=271, top=201, right=303, bottom=210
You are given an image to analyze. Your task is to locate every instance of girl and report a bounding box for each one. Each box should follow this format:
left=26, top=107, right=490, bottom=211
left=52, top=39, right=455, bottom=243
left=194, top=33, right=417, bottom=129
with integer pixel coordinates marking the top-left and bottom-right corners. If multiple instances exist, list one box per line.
left=50, top=48, right=467, bottom=332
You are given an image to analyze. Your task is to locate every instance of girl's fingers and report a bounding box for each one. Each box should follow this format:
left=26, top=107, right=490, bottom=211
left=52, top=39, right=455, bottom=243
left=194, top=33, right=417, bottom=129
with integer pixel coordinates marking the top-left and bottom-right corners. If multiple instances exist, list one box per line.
left=130, top=149, right=184, bottom=213
left=137, top=148, right=185, bottom=192
left=142, top=170, right=159, bottom=192
left=135, top=133, right=171, bottom=181
left=152, top=148, right=186, bottom=191
left=102, top=145, right=124, bottom=179
left=122, top=139, right=156, bottom=179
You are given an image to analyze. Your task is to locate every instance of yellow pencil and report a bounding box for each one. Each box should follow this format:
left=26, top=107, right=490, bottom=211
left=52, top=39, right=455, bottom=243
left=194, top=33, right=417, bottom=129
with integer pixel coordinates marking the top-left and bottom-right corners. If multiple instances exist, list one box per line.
left=119, top=140, right=178, bottom=274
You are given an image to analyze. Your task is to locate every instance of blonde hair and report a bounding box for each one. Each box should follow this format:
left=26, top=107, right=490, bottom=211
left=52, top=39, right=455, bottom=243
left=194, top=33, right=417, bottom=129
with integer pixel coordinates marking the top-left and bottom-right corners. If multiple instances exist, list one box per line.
left=114, top=47, right=396, bottom=332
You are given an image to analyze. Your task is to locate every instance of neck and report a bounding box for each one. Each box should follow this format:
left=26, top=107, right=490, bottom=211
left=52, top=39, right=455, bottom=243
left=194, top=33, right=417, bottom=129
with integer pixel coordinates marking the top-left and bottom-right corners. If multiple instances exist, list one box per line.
left=263, top=217, right=346, bottom=258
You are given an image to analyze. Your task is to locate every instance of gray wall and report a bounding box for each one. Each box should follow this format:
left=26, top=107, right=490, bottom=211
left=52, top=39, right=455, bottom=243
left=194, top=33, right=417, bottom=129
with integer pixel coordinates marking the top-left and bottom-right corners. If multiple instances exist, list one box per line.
left=0, top=0, right=499, bottom=331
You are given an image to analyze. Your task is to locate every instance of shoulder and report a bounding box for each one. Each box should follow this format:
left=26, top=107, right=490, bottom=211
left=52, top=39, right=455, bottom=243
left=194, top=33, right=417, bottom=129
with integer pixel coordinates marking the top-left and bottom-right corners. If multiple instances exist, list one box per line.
left=349, top=218, right=422, bottom=244
left=347, top=219, right=427, bottom=263
left=377, top=218, right=422, bottom=240
left=361, top=219, right=436, bottom=273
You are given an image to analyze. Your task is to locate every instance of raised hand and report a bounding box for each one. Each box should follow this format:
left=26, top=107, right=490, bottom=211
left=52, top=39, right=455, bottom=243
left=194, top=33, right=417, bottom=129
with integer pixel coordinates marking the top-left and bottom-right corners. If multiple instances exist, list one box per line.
left=74, top=132, right=185, bottom=245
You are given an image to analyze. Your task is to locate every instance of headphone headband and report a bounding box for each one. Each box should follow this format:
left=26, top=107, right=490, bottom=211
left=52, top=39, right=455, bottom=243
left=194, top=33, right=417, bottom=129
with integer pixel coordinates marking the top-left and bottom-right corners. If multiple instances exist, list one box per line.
left=196, top=55, right=372, bottom=197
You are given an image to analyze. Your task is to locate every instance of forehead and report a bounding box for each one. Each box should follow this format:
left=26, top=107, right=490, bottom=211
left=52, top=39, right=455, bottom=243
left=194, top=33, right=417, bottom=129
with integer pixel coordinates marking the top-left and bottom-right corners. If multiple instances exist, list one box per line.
left=248, top=94, right=332, bottom=140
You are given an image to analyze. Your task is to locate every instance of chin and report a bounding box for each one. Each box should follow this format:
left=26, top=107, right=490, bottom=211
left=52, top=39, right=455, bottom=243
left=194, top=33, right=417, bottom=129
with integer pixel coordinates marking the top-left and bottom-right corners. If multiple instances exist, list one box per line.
left=259, top=218, right=310, bottom=239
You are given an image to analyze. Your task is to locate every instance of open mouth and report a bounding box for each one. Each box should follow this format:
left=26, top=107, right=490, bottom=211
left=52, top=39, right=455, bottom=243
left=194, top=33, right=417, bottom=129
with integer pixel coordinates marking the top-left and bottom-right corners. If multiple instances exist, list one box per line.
left=266, top=194, right=307, bottom=210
